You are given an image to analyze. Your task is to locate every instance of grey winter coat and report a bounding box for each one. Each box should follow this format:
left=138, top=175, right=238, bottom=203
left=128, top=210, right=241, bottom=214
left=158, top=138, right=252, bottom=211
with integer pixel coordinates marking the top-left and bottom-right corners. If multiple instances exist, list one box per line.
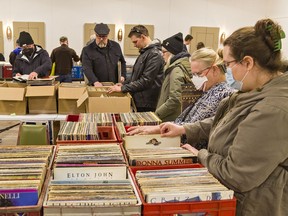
left=184, top=73, right=288, bottom=216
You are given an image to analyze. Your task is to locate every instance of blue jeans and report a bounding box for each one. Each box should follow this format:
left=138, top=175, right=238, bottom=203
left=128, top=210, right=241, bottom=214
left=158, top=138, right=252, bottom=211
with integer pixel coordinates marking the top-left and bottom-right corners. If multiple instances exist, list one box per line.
left=56, top=74, right=72, bottom=83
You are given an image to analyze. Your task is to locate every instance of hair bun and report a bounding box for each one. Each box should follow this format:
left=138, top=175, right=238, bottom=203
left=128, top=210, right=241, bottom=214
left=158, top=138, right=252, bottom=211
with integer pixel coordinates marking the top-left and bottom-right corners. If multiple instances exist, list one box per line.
left=255, top=19, right=286, bottom=52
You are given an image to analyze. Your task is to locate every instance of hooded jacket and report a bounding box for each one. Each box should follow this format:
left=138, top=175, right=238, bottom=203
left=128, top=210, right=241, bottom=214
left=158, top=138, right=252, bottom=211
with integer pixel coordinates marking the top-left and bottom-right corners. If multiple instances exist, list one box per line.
left=155, top=52, right=192, bottom=122
left=184, top=73, right=288, bottom=216
left=13, top=45, right=51, bottom=78
left=121, top=41, right=164, bottom=110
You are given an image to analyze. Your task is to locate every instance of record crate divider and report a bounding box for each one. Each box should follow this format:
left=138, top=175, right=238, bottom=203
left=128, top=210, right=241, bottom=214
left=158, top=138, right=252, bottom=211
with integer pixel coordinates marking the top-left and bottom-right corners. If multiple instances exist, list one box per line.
left=129, top=165, right=237, bottom=216
left=0, top=170, right=52, bottom=216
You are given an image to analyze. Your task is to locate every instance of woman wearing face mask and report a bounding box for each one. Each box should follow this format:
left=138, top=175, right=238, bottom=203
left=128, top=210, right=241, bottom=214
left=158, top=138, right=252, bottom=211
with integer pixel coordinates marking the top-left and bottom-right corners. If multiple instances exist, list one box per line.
left=160, top=18, right=288, bottom=216
left=128, top=47, right=234, bottom=149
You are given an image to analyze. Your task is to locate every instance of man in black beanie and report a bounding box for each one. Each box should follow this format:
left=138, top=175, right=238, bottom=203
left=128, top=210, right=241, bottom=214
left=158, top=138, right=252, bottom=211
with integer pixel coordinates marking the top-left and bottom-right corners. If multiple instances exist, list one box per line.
left=13, top=31, right=51, bottom=79
left=81, top=23, right=127, bottom=86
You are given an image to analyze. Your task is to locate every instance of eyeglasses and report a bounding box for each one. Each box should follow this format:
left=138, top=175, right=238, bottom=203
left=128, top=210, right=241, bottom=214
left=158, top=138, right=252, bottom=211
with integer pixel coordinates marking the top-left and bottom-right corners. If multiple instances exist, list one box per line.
left=223, top=59, right=237, bottom=67
left=192, top=66, right=212, bottom=77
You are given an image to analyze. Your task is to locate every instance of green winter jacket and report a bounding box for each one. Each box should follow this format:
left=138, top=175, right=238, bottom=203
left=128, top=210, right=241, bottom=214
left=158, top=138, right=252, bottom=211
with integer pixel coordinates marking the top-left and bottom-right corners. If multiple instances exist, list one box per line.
left=155, top=56, right=192, bottom=122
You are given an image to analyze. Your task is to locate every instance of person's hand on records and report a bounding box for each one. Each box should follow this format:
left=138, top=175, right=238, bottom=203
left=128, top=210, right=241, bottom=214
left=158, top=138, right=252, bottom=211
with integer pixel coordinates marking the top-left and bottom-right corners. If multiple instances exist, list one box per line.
left=127, top=125, right=160, bottom=135
left=94, top=81, right=103, bottom=87
left=160, top=122, right=185, bottom=137
left=116, top=82, right=123, bottom=87
left=107, top=85, right=121, bottom=93
left=181, top=144, right=199, bottom=156
left=28, top=72, right=38, bottom=80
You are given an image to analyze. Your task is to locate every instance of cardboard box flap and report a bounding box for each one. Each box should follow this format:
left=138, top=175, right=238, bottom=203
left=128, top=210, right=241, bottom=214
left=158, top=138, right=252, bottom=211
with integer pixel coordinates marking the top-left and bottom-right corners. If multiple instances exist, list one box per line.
left=0, top=87, right=25, bottom=101
left=26, top=86, right=55, bottom=97
left=77, top=90, right=89, bottom=107
left=7, top=82, right=27, bottom=88
left=59, top=87, right=86, bottom=99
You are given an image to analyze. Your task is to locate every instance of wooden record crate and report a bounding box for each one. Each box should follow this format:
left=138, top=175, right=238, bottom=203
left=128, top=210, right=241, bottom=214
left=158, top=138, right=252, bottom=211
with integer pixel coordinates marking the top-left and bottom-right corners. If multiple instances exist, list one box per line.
left=129, top=165, right=237, bottom=216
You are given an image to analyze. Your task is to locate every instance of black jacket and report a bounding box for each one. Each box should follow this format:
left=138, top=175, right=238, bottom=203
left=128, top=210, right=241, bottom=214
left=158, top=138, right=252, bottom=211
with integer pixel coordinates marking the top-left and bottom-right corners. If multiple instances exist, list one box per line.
left=13, top=45, right=52, bottom=78
left=81, top=40, right=126, bottom=84
left=122, top=41, right=164, bottom=110
left=50, top=44, right=80, bottom=75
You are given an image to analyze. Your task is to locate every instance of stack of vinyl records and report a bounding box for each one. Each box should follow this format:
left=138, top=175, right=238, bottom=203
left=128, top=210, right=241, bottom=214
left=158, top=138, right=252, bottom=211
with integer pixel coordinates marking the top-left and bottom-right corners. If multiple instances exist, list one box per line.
left=119, top=112, right=162, bottom=126
left=135, top=168, right=234, bottom=203
left=53, top=144, right=127, bottom=181
left=57, top=122, right=99, bottom=141
left=79, top=113, right=113, bottom=126
left=45, top=180, right=138, bottom=206
left=0, top=145, right=54, bottom=207
left=45, top=144, right=139, bottom=207
left=126, top=147, right=198, bottom=166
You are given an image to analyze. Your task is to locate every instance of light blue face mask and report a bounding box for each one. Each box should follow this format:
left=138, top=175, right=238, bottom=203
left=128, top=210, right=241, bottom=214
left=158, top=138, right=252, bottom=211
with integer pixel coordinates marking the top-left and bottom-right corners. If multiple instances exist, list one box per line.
left=226, top=68, right=249, bottom=91
left=225, top=68, right=236, bottom=87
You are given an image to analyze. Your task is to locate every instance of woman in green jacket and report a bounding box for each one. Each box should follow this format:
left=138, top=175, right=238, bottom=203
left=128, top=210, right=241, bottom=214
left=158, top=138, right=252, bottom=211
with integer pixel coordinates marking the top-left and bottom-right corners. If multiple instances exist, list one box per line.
left=160, top=18, right=288, bottom=216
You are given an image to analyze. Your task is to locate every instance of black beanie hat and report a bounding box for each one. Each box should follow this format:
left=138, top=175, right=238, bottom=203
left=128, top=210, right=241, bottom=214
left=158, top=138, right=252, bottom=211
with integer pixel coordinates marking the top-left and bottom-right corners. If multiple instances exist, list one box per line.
left=19, top=31, right=34, bottom=47
left=162, top=32, right=183, bottom=55
left=94, top=23, right=110, bottom=35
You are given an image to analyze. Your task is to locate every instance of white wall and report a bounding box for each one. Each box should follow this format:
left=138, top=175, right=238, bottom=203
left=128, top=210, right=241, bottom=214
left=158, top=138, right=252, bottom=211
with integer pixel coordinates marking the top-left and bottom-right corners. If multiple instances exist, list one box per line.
left=266, top=0, right=288, bottom=58
left=1, top=0, right=287, bottom=63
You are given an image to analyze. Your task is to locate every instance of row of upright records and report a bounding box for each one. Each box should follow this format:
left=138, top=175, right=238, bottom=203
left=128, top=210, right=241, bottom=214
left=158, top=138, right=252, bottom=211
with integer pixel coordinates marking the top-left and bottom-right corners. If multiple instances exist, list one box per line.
left=0, top=112, right=237, bottom=216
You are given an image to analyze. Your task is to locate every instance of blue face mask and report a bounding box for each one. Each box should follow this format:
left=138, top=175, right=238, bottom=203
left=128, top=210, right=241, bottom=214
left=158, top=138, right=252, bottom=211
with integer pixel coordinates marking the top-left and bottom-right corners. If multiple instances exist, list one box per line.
left=225, top=68, right=237, bottom=88
left=226, top=68, right=249, bottom=91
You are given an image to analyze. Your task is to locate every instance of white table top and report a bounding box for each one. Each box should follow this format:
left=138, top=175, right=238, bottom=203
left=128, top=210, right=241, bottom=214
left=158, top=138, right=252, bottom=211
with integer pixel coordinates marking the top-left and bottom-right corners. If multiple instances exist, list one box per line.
left=0, top=114, right=67, bottom=121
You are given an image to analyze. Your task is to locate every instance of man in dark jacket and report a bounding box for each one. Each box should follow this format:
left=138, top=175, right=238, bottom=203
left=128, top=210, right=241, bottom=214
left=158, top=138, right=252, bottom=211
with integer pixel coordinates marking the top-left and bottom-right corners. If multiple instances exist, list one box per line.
left=108, top=25, right=164, bottom=112
left=50, top=36, right=80, bottom=83
left=13, top=31, right=52, bottom=79
left=81, top=23, right=127, bottom=86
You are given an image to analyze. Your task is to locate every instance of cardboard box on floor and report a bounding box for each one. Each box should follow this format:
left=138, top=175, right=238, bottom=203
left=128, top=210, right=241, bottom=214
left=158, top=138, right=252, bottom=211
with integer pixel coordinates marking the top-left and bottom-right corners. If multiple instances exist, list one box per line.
left=58, top=83, right=86, bottom=114
left=26, top=82, right=59, bottom=114
left=0, top=82, right=27, bottom=115
left=77, top=86, right=132, bottom=113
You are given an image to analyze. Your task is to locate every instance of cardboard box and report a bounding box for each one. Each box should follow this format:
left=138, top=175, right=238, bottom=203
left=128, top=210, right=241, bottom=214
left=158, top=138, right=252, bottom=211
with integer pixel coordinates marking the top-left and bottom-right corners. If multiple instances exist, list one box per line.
left=26, top=83, right=59, bottom=114
left=0, top=82, right=27, bottom=115
left=77, top=87, right=132, bottom=113
left=58, top=83, right=86, bottom=114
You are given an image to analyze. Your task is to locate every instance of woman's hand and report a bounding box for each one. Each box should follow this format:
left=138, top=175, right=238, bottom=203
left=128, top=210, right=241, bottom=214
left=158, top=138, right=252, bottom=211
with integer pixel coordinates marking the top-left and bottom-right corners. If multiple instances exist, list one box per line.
left=127, top=125, right=160, bottom=135
left=181, top=144, right=199, bottom=156
left=159, top=122, right=186, bottom=137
